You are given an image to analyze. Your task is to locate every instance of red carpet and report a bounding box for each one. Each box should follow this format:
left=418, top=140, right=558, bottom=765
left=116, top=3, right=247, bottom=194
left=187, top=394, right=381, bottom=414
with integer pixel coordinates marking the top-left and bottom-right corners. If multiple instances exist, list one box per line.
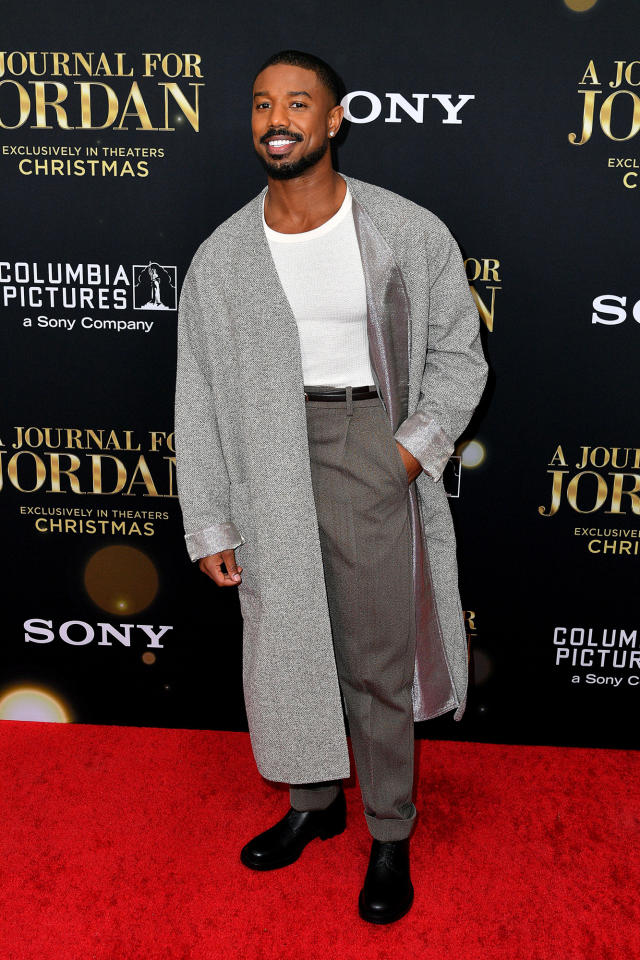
left=0, top=721, right=638, bottom=960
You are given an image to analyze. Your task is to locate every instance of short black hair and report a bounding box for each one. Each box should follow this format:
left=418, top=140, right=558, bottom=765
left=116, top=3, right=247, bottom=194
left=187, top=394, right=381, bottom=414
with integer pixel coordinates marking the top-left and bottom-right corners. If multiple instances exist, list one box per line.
left=253, top=50, right=342, bottom=108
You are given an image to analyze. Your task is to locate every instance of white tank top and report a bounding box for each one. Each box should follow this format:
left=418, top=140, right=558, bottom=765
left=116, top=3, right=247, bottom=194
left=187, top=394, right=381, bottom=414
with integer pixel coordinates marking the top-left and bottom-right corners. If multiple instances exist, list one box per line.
left=262, top=186, right=375, bottom=387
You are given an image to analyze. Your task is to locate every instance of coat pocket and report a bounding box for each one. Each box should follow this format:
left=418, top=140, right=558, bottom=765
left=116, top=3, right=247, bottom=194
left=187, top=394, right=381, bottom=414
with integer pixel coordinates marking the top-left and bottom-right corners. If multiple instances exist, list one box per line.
left=380, top=419, right=410, bottom=491
left=389, top=433, right=410, bottom=489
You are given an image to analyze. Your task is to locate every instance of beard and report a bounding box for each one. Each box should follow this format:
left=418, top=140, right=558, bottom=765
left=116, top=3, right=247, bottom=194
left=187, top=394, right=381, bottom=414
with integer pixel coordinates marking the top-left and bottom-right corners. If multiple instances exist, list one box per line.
left=255, top=137, right=330, bottom=180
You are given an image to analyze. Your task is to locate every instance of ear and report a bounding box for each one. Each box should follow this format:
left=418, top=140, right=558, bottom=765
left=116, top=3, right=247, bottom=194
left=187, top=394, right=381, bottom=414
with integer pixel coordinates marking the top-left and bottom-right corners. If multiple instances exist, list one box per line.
left=328, top=102, right=344, bottom=138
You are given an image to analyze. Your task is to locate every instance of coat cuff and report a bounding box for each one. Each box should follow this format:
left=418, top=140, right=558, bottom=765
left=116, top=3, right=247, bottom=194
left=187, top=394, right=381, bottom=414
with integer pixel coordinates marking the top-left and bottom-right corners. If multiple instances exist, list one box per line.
left=185, top=522, right=245, bottom=562
left=394, top=411, right=454, bottom=482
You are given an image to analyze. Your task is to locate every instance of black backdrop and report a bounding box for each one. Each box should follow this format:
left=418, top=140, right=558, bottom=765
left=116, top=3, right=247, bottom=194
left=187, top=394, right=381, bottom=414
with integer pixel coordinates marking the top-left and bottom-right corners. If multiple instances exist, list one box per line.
left=2, top=0, right=638, bottom=749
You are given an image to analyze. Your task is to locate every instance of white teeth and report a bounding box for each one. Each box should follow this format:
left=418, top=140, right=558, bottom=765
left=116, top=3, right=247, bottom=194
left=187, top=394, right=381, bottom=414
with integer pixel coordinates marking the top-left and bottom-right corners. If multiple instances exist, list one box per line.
left=269, top=139, right=295, bottom=146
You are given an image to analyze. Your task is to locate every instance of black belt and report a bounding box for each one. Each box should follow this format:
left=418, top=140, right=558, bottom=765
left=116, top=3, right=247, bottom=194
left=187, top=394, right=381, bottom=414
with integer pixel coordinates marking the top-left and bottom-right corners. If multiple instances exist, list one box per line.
left=304, top=385, right=378, bottom=402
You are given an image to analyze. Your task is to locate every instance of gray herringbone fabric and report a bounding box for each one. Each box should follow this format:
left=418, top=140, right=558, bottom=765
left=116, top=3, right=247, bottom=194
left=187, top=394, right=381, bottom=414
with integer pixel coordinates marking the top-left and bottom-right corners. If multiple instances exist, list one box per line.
left=174, top=173, right=488, bottom=784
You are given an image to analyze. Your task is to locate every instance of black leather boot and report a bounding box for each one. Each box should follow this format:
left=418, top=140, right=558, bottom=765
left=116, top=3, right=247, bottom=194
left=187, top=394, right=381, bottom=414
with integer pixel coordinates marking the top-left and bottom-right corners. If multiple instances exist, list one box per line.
left=358, top=837, right=414, bottom=924
left=240, top=788, right=346, bottom=871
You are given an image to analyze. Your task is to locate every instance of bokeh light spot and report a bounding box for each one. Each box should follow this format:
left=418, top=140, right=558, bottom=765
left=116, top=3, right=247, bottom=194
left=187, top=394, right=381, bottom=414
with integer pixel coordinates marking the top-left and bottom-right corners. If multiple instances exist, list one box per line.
left=0, top=686, right=71, bottom=722
left=471, top=648, right=493, bottom=686
left=84, top=545, right=159, bottom=615
left=564, top=0, right=598, bottom=11
left=460, top=439, right=486, bottom=469
left=142, top=652, right=156, bottom=665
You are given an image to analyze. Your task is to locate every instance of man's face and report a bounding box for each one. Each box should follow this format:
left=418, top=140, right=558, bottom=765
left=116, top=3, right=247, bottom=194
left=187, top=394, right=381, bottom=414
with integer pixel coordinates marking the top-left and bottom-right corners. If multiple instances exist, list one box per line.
left=252, top=63, right=339, bottom=180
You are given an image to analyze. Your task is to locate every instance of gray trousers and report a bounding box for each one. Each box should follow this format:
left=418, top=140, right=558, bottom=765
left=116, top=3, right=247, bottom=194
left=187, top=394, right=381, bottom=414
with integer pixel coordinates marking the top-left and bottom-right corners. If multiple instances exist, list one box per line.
left=290, top=387, right=417, bottom=842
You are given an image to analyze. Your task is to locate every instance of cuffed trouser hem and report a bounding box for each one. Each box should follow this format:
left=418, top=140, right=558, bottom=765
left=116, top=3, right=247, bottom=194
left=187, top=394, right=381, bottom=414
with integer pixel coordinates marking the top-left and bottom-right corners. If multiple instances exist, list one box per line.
left=364, top=803, right=417, bottom=841
left=290, top=781, right=342, bottom=812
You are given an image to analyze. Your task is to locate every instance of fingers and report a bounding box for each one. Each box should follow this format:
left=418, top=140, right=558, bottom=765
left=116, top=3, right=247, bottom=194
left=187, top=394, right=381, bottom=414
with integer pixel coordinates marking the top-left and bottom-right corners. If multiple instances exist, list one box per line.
left=198, top=550, right=243, bottom=587
left=221, top=549, right=242, bottom=584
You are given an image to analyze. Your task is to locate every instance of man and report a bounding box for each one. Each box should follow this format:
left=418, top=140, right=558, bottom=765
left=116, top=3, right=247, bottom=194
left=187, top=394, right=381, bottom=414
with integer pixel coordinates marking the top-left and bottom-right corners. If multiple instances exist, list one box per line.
left=174, top=49, right=487, bottom=925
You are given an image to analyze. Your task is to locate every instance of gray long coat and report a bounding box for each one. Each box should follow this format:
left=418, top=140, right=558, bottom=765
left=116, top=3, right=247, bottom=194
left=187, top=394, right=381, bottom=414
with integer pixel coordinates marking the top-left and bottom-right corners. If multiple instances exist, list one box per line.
left=174, top=173, right=488, bottom=784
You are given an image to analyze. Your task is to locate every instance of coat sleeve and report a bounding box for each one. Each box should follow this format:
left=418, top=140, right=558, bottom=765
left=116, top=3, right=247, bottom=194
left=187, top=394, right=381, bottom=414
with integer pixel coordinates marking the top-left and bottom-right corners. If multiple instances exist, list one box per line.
left=174, top=265, right=245, bottom=562
left=393, top=223, right=488, bottom=481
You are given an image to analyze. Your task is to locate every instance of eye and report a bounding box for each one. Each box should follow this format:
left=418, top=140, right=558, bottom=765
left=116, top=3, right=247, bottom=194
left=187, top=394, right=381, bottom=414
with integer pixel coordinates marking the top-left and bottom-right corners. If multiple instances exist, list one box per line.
left=255, top=102, right=270, bottom=110
left=291, top=101, right=307, bottom=108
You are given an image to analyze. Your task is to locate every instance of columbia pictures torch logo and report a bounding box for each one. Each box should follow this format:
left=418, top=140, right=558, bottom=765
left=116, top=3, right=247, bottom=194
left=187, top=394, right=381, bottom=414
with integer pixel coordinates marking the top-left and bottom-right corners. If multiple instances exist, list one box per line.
left=132, top=263, right=176, bottom=310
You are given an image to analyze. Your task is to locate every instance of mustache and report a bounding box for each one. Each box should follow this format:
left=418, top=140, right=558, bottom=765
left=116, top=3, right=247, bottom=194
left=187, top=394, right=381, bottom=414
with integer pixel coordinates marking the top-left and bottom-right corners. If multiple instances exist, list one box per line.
left=260, top=129, right=303, bottom=143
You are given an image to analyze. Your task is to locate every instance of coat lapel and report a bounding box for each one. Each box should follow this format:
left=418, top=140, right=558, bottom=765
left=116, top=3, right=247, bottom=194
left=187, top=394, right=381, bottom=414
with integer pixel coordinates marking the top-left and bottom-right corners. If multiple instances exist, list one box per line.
left=225, top=186, right=302, bottom=380
left=222, top=188, right=313, bottom=475
left=350, top=190, right=411, bottom=432
left=349, top=180, right=454, bottom=722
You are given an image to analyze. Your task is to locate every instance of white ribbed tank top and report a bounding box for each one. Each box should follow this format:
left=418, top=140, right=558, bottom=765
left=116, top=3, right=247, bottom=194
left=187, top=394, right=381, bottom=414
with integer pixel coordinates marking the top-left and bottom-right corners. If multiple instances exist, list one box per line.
left=262, top=186, right=375, bottom=387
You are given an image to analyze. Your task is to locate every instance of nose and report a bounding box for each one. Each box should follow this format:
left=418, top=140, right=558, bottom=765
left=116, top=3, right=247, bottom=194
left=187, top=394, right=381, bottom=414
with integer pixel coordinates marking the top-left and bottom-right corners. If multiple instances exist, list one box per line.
left=269, top=98, right=290, bottom=130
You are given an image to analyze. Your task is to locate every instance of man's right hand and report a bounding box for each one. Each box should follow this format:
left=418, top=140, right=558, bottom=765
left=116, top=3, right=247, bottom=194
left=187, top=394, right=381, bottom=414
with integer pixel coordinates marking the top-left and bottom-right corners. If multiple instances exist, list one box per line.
left=198, top=549, right=243, bottom=587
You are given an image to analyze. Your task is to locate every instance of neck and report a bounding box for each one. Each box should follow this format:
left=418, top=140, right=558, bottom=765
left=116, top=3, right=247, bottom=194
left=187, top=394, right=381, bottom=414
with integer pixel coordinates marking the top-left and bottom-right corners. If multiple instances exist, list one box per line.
left=264, top=164, right=347, bottom=234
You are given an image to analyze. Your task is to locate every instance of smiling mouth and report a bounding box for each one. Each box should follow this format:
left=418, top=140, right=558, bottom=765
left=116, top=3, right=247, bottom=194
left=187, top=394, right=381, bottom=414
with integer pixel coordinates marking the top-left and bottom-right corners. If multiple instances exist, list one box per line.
left=265, top=137, right=299, bottom=156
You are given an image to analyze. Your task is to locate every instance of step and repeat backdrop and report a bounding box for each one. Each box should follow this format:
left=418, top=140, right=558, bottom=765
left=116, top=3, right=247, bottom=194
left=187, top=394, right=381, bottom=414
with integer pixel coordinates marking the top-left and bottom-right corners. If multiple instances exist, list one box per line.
left=1, top=0, right=638, bottom=749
